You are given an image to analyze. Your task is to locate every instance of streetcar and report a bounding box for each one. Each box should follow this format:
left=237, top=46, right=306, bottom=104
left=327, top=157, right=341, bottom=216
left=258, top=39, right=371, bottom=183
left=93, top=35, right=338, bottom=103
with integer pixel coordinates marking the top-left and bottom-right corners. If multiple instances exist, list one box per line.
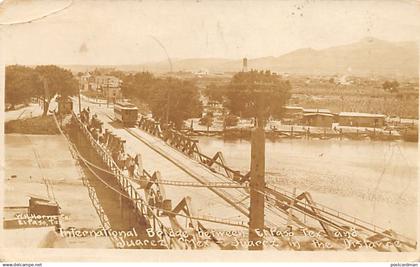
left=114, top=101, right=138, bottom=126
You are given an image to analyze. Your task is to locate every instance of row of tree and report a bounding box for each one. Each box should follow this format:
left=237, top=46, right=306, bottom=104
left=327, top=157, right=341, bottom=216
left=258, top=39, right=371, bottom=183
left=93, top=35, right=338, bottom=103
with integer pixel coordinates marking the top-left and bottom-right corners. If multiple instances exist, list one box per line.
left=204, top=70, right=292, bottom=123
left=121, top=70, right=291, bottom=129
left=121, top=73, right=202, bottom=128
left=6, top=65, right=78, bottom=116
left=6, top=65, right=292, bottom=126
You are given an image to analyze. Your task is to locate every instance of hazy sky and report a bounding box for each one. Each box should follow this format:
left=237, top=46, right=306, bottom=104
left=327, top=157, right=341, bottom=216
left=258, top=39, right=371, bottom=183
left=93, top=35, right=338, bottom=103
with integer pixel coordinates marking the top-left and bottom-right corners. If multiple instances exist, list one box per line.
left=0, top=0, right=419, bottom=65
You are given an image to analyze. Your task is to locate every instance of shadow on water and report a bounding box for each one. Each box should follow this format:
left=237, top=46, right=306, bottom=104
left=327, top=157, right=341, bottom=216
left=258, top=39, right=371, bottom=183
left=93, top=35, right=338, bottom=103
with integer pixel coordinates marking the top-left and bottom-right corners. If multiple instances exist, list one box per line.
left=66, top=124, right=165, bottom=249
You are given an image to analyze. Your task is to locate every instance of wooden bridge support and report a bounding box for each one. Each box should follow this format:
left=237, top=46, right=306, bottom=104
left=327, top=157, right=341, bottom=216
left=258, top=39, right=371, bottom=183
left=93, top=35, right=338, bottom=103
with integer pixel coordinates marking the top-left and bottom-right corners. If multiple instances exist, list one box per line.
left=112, top=113, right=418, bottom=251
left=71, top=113, right=183, bottom=248
left=71, top=112, right=223, bottom=249
left=138, top=115, right=253, bottom=186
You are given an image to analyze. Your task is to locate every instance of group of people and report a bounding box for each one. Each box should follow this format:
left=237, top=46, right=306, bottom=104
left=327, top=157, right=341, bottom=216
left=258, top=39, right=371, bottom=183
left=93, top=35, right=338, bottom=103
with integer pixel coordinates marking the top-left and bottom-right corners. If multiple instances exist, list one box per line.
left=77, top=108, right=172, bottom=219
left=78, top=107, right=143, bottom=180
left=116, top=152, right=143, bottom=179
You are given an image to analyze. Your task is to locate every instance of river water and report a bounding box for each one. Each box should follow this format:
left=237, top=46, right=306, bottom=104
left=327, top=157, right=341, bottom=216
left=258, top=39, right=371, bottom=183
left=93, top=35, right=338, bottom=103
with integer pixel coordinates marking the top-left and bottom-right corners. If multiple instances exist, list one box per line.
left=196, top=137, right=418, bottom=238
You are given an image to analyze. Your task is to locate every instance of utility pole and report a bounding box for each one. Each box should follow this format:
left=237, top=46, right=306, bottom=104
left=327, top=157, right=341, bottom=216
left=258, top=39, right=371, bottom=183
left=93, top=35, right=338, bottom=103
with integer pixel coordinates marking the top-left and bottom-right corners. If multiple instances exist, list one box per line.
left=41, top=76, right=50, bottom=117
left=78, top=82, right=82, bottom=114
left=249, top=91, right=266, bottom=250
left=106, top=85, right=109, bottom=108
left=165, top=89, right=170, bottom=126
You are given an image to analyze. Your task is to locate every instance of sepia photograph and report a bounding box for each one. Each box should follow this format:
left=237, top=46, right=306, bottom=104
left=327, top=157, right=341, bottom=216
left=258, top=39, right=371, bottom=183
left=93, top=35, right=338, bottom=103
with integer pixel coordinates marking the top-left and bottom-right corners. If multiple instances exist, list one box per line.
left=0, top=0, right=419, bottom=263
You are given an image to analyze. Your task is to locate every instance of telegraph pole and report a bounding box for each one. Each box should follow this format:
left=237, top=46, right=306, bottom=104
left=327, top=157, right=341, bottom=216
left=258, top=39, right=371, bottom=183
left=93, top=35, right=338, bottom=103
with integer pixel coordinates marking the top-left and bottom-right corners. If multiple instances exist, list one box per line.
left=107, top=85, right=109, bottom=108
left=165, top=89, right=170, bottom=126
left=78, top=82, right=82, bottom=114
left=249, top=91, right=266, bottom=250
left=41, top=76, right=50, bottom=117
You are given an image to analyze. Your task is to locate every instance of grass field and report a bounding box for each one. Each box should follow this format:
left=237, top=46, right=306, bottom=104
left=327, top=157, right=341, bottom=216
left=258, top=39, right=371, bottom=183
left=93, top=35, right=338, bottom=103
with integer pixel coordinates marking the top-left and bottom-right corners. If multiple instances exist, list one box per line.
left=5, top=115, right=60, bottom=135
left=288, top=77, right=419, bottom=118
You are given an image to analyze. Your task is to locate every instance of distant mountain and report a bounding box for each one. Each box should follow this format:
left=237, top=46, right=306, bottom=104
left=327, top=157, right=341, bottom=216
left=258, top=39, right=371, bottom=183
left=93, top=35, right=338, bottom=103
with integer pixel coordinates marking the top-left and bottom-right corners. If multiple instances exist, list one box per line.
left=64, top=38, right=418, bottom=77
left=248, top=37, right=418, bottom=77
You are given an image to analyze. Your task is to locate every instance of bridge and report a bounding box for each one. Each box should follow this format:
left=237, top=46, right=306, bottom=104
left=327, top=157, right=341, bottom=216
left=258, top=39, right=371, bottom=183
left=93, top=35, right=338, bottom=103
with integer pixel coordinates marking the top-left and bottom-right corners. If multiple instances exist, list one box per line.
left=54, top=96, right=416, bottom=251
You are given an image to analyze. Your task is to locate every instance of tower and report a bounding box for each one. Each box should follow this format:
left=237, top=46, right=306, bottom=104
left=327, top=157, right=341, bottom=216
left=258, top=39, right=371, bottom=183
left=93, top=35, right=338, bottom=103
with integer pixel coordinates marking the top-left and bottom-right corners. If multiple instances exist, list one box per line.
left=242, top=57, right=248, bottom=72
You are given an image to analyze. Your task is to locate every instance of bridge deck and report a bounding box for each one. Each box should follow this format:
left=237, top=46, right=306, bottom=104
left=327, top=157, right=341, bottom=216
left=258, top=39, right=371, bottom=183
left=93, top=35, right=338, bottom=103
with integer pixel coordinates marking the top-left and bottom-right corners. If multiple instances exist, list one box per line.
left=92, top=107, right=252, bottom=231
left=78, top=99, right=294, bottom=232
left=71, top=97, right=416, bottom=251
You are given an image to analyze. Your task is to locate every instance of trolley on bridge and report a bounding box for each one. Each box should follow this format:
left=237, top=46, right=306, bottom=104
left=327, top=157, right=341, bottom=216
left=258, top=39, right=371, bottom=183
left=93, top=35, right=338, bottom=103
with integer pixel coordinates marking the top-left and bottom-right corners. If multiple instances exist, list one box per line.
left=114, top=101, right=138, bottom=126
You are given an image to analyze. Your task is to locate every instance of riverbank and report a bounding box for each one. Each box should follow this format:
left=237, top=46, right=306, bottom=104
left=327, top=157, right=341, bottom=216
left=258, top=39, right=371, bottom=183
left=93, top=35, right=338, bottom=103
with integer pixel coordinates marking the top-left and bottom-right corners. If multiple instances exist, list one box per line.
left=185, top=117, right=418, bottom=142
left=4, top=133, right=113, bottom=248
left=187, top=126, right=418, bottom=142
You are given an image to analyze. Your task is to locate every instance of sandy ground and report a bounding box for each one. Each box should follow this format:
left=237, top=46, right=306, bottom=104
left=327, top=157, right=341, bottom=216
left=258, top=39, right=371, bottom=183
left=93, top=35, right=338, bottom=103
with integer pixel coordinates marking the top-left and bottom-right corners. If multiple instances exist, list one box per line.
left=4, top=133, right=113, bottom=248
left=4, top=104, right=44, bottom=123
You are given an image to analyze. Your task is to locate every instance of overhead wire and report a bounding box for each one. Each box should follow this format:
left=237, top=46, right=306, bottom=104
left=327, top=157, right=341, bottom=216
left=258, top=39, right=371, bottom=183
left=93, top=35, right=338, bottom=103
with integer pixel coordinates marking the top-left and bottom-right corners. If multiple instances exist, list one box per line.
left=76, top=152, right=247, bottom=189
left=124, top=117, right=297, bottom=227
left=68, top=108, right=416, bottom=246
left=62, top=115, right=249, bottom=228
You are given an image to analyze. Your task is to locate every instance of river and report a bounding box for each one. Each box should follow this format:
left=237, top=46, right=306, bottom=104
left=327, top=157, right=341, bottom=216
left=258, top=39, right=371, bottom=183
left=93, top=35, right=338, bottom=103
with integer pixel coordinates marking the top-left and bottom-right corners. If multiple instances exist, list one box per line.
left=196, top=137, right=418, bottom=238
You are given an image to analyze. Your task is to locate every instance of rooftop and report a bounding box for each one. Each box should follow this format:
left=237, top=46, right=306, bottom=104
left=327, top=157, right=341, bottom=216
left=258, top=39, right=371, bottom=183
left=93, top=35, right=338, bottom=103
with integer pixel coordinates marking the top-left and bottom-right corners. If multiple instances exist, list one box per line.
left=339, top=112, right=385, bottom=118
left=284, top=106, right=303, bottom=110
left=116, top=102, right=137, bottom=108
left=303, top=108, right=331, bottom=114
left=303, top=112, right=334, bottom=117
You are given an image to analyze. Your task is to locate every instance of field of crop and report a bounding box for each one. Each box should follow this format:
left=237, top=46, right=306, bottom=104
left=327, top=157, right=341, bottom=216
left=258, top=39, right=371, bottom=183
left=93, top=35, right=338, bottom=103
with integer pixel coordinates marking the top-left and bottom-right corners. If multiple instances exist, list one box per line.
left=288, top=77, right=419, bottom=118
left=193, top=74, right=419, bottom=118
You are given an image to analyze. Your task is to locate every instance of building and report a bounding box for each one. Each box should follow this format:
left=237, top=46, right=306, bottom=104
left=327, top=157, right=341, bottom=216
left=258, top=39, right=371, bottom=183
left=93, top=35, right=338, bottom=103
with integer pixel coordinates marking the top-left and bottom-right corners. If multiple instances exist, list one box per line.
left=79, top=74, right=122, bottom=101
left=92, top=75, right=122, bottom=101
left=95, top=75, right=121, bottom=88
left=79, top=73, right=95, bottom=91
left=192, top=69, right=209, bottom=77
left=283, top=106, right=304, bottom=122
left=302, top=112, right=334, bottom=127
left=103, top=87, right=121, bottom=102
left=203, top=100, right=224, bottom=117
left=338, top=112, right=386, bottom=128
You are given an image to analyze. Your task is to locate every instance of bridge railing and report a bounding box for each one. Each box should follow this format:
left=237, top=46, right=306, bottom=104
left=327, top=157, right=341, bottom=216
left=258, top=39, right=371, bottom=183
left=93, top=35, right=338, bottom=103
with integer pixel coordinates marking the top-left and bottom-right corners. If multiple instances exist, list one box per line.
left=71, top=112, right=183, bottom=249
left=138, top=116, right=251, bottom=183
left=137, top=115, right=416, bottom=250
left=265, top=183, right=417, bottom=248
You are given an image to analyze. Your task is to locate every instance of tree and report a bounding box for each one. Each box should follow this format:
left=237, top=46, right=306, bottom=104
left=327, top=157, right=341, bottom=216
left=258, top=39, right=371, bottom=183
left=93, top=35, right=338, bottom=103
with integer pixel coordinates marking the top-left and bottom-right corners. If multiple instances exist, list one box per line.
left=107, top=70, right=126, bottom=80
left=147, top=78, right=202, bottom=129
left=203, top=82, right=225, bottom=102
left=382, top=80, right=399, bottom=93
left=121, top=72, right=155, bottom=100
left=5, top=65, right=41, bottom=107
left=224, top=70, right=291, bottom=125
left=120, top=72, right=203, bottom=128
left=229, top=70, right=291, bottom=250
left=34, top=65, right=78, bottom=116
left=91, top=68, right=104, bottom=76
